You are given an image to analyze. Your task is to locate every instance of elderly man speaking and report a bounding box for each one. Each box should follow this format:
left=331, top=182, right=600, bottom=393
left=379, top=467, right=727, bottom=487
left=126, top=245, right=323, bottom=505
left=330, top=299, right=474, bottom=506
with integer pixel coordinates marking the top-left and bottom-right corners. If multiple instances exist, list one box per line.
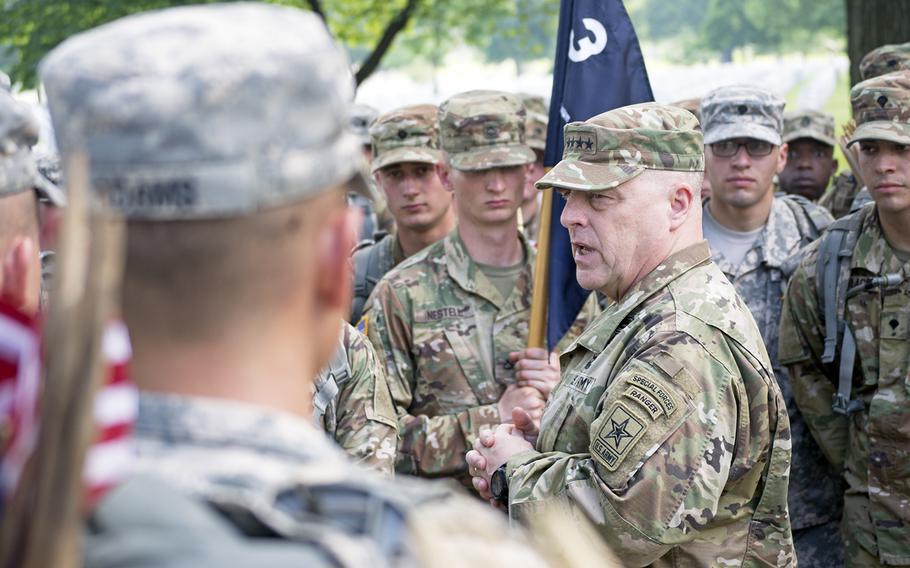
left=467, top=102, right=795, bottom=567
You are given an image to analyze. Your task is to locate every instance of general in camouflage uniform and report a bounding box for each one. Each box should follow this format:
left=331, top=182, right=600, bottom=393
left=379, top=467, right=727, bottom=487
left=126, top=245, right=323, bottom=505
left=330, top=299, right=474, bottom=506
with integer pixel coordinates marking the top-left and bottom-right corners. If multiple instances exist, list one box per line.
left=363, top=90, right=598, bottom=490
left=780, top=71, right=910, bottom=567
left=41, top=7, right=578, bottom=566
left=516, top=93, right=548, bottom=241
left=467, top=103, right=794, bottom=567
left=819, top=42, right=910, bottom=219
left=350, top=104, right=455, bottom=324
left=312, top=322, right=398, bottom=477
left=700, top=86, right=841, bottom=568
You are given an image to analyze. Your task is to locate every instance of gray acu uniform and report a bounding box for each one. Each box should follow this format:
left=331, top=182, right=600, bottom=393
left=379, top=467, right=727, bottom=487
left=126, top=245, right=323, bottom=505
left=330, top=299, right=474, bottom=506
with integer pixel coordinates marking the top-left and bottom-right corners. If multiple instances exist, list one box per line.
left=705, top=194, right=843, bottom=566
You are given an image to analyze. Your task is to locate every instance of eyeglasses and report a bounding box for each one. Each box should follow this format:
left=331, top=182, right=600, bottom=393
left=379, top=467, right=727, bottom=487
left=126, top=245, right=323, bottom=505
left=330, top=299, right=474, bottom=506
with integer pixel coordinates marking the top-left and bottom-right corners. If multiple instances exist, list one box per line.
left=710, top=139, right=774, bottom=158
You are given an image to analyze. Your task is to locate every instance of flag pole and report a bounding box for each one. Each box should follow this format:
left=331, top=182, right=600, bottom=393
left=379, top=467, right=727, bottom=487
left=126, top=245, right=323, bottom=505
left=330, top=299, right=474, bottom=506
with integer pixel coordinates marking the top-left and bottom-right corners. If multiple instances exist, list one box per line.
left=528, top=187, right=553, bottom=349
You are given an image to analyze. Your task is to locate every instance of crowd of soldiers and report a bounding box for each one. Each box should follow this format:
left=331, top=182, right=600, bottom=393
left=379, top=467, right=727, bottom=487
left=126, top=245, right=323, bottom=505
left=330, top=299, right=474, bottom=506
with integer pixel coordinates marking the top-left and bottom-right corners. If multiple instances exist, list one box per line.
left=0, top=3, right=909, bottom=567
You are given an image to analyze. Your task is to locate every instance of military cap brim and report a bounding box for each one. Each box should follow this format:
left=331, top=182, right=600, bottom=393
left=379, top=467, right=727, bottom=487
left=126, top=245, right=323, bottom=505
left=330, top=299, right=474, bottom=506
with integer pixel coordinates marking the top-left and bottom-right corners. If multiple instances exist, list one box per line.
left=782, top=128, right=836, bottom=147
left=535, top=160, right=645, bottom=192
left=847, top=120, right=910, bottom=147
left=449, top=144, right=535, bottom=171
left=371, top=147, right=444, bottom=174
left=703, top=122, right=782, bottom=146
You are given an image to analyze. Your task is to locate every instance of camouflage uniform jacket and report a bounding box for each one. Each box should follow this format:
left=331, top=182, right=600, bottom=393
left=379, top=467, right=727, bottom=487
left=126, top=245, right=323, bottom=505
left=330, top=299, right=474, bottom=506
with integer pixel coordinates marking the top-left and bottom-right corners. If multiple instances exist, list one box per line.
left=363, top=228, right=598, bottom=485
left=313, top=322, right=398, bottom=477
left=504, top=242, right=795, bottom=567
left=780, top=204, right=910, bottom=566
left=112, top=393, right=556, bottom=568
left=705, top=197, right=842, bottom=530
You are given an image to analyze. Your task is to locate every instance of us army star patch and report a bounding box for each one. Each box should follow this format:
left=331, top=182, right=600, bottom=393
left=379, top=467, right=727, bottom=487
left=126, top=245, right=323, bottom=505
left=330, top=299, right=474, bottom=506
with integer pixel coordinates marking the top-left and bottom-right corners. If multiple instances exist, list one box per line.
left=592, top=402, right=646, bottom=471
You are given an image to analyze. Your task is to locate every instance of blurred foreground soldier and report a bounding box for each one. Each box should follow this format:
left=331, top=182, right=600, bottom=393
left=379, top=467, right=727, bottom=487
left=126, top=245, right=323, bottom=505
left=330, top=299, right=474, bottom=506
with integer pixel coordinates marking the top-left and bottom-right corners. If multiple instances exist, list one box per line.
left=363, top=90, right=597, bottom=491
left=0, top=89, right=65, bottom=314
left=820, top=42, right=910, bottom=219
left=700, top=86, right=838, bottom=567
left=780, top=70, right=910, bottom=568
left=517, top=93, right=548, bottom=240
left=41, top=6, right=569, bottom=566
left=467, top=103, right=794, bottom=567
left=779, top=110, right=839, bottom=201
left=350, top=104, right=455, bottom=323
left=312, top=322, right=398, bottom=477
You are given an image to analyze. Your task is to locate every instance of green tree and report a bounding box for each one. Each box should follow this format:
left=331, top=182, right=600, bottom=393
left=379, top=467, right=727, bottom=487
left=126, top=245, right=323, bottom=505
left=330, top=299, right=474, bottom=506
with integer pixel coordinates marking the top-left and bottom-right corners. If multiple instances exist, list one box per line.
left=0, top=0, right=427, bottom=89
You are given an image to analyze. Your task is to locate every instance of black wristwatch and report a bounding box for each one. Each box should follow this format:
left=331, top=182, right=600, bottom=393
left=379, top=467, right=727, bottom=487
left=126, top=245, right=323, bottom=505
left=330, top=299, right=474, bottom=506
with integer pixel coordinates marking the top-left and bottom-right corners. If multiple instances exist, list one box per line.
left=491, top=464, right=509, bottom=506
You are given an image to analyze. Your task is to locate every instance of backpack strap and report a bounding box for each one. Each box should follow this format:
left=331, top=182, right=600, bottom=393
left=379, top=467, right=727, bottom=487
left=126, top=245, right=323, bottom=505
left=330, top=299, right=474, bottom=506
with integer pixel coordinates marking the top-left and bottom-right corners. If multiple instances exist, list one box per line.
left=813, top=206, right=874, bottom=415
left=351, top=235, right=394, bottom=324
left=781, top=194, right=832, bottom=244
left=312, top=337, right=350, bottom=428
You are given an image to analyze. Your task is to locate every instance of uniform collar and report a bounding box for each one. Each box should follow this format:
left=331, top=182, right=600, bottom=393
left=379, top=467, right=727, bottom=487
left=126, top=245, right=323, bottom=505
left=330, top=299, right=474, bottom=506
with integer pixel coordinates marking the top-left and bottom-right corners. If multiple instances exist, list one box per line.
left=575, top=241, right=712, bottom=354
left=703, top=197, right=802, bottom=272
left=135, top=392, right=344, bottom=465
left=760, top=197, right=805, bottom=268
left=851, top=204, right=906, bottom=275
left=444, top=227, right=535, bottom=309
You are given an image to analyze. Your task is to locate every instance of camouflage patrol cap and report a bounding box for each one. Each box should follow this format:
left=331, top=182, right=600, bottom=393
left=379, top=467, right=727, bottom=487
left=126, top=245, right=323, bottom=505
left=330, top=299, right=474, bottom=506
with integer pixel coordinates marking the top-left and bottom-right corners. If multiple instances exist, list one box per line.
left=700, top=85, right=785, bottom=146
left=438, top=90, right=535, bottom=171
left=39, top=4, right=361, bottom=220
left=860, top=42, right=910, bottom=81
left=369, top=104, right=443, bottom=173
left=783, top=110, right=836, bottom=147
left=350, top=104, right=379, bottom=146
left=0, top=90, right=66, bottom=206
left=517, top=93, right=548, bottom=152
left=848, top=70, right=910, bottom=147
left=669, top=98, right=702, bottom=124
left=535, top=102, right=704, bottom=192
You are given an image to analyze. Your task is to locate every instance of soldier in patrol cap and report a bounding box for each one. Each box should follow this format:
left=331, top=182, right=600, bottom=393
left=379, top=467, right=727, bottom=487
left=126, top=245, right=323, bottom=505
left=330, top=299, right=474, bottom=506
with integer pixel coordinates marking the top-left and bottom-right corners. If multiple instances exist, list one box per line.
left=780, top=70, right=910, bottom=568
left=348, top=102, right=391, bottom=241
left=0, top=88, right=65, bottom=315
left=516, top=93, right=548, bottom=241
left=40, top=6, right=573, bottom=565
left=349, top=104, right=455, bottom=324
left=820, top=42, right=910, bottom=219
left=699, top=85, right=837, bottom=567
left=779, top=109, right=839, bottom=201
left=362, top=90, right=598, bottom=492
left=466, top=102, right=794, bottom=566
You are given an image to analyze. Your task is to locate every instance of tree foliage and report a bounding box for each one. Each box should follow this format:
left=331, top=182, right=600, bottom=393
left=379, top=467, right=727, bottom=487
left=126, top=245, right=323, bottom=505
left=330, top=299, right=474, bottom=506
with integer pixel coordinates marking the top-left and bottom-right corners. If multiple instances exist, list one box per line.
left=628, top=0, right=845, bottom=62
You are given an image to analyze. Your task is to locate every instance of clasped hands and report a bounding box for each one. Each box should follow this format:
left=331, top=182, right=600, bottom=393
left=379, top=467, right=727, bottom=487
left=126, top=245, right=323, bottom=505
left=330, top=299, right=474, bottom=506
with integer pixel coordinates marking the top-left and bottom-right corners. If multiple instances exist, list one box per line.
left=466, top=348, right=558, bottom=505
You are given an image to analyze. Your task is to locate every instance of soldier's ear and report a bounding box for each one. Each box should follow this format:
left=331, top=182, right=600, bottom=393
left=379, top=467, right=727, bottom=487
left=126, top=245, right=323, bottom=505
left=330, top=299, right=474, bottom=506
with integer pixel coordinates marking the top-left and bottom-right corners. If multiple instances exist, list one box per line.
left=667, top=177, right=696, bottom=231
left=435, top=162, right=454, bottom=192
left=314, top=204, right=359, bottom=314
left=776, top=142, right=789, bottom=174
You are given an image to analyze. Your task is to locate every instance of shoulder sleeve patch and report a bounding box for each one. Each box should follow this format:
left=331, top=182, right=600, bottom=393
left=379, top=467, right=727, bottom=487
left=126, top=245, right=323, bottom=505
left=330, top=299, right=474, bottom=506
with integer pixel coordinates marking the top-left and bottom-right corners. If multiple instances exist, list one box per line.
left=589, top=358, right=695, bottom=487
left=357, top=315, right=368, bottom=336
left=592, top=402, right=648, bottom=471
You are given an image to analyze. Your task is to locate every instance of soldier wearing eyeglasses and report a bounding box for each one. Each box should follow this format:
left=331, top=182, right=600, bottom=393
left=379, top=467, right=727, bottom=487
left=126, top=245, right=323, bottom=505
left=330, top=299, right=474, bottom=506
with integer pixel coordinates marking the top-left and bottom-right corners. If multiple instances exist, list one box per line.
left=700, top=85, right=839, bottom=568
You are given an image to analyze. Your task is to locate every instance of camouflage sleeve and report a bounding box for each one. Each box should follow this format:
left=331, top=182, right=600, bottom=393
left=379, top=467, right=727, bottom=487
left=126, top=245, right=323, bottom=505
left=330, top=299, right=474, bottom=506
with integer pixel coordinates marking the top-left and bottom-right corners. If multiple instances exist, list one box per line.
left=554, top=292, right=601, bottom=353
left=332, top=324, right=398, bottom=478
left=778, top=256, right=848, bottom=471
left=363, top=280, right=499, bottom=478
left=505, top=340, right=742, bottom=566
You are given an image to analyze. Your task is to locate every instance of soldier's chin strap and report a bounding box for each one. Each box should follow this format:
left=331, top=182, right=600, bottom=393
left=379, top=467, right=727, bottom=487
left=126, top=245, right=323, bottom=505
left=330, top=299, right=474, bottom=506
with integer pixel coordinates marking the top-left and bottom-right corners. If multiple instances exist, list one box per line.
left=832, top=273, right=905, bottom=416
